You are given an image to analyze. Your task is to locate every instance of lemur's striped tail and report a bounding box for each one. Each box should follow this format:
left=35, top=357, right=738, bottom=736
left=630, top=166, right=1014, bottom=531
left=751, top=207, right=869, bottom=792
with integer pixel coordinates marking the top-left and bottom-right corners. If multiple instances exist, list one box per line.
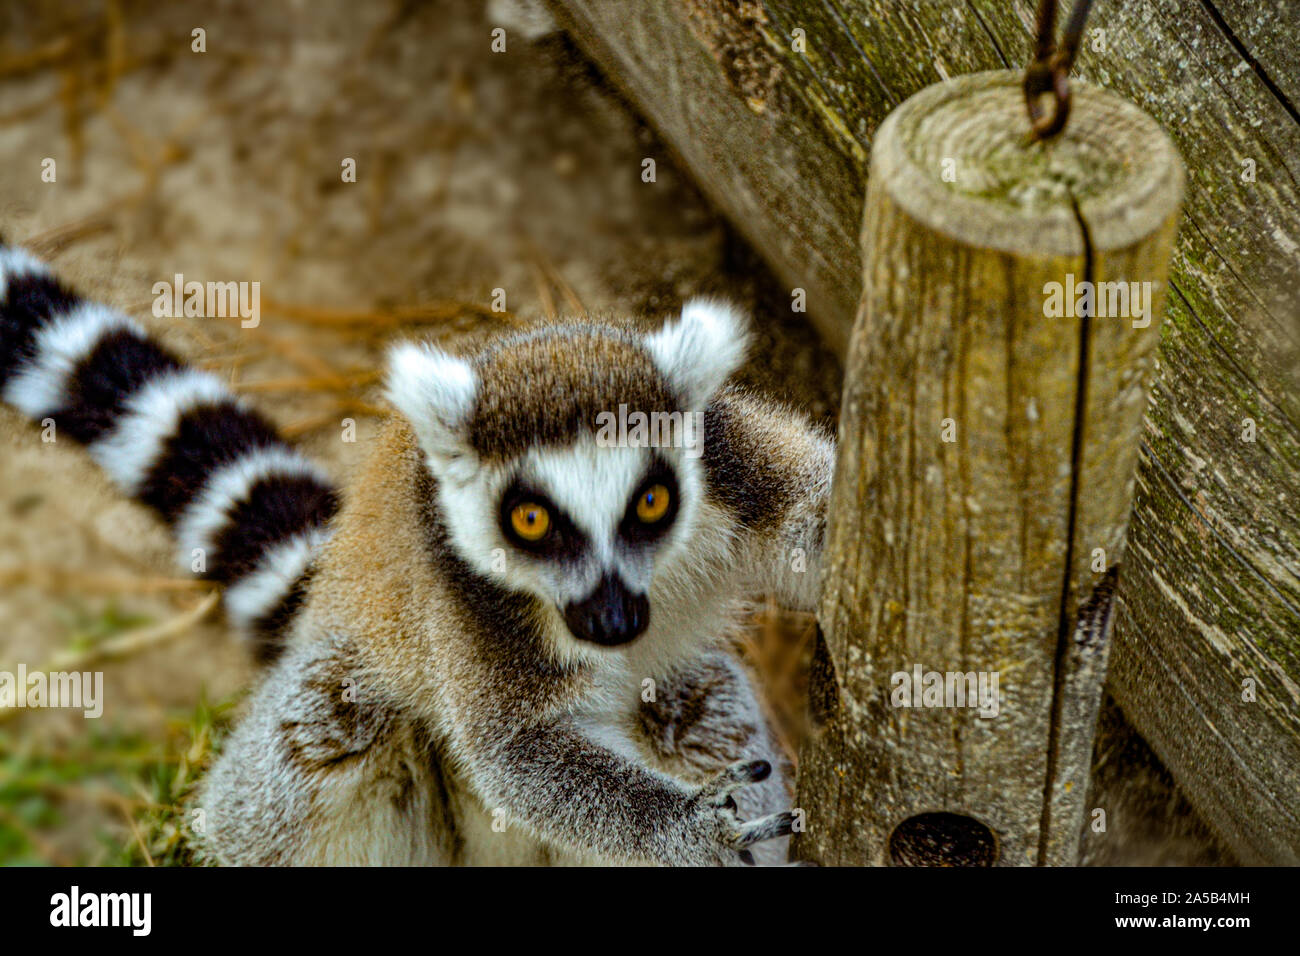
left=0, top=244, right=336, bottom=661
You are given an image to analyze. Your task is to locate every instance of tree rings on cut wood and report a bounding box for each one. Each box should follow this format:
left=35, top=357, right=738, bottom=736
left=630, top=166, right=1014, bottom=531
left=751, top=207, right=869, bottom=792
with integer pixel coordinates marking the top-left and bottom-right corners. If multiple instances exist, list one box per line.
left=793, top=71, right=1184, bottom=866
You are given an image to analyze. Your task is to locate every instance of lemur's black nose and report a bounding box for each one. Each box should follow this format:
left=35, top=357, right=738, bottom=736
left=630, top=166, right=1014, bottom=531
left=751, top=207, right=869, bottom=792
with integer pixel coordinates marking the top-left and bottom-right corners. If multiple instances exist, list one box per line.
left=563, top=574, right=650, bottom=646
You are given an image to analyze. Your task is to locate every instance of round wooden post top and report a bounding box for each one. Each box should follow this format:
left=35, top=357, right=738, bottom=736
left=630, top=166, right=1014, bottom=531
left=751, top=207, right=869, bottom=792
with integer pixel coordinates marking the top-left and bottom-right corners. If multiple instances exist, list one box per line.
left=873, top=70, right=1185, bottom=256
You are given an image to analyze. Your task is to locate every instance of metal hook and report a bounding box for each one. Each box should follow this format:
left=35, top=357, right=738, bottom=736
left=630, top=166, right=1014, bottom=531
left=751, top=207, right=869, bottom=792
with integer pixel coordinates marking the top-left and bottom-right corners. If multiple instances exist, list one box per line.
left=1024, top=0, right=1094, bottom=140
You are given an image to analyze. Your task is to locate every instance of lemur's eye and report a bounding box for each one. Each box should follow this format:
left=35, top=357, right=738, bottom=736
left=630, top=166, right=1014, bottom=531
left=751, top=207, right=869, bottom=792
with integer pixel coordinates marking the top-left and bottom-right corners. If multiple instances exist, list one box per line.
left=636, top=484, right=671, bottom=523
left=620, top=466, right=678, bottom=543
left=510, top=503, right=551, bottom=541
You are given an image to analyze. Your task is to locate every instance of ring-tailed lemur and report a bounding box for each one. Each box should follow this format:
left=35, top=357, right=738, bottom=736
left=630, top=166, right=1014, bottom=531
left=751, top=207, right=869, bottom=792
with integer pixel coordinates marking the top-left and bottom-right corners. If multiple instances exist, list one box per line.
left=0, top=241, right=835, bottom=865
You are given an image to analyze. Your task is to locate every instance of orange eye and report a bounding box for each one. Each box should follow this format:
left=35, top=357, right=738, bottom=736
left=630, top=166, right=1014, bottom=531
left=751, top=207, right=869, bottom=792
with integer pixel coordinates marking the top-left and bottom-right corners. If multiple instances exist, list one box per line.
left=636, top=484, right=670, bottom=523
left=510, top=503, right=551, bottom=541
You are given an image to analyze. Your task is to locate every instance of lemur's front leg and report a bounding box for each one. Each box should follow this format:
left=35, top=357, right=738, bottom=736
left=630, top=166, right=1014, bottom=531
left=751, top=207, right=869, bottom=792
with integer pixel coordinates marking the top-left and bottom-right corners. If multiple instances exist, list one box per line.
left=201, top=636, right=455, bottom=866
left=454, top=712, right=794, bottom=866
left=639, top=651, right=793, bottom=864
left=704, top=386, right=836, bottom=611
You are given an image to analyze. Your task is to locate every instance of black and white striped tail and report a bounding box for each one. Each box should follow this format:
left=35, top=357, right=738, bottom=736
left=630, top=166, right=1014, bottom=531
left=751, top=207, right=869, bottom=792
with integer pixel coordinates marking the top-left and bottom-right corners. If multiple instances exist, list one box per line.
left=0, top=244, right=335, bottom=662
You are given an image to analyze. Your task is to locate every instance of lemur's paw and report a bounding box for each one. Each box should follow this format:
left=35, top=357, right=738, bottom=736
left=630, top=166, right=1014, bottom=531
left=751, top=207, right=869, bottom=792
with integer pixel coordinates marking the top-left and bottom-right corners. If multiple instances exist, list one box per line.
left=681, top=760, right=795, bottom=866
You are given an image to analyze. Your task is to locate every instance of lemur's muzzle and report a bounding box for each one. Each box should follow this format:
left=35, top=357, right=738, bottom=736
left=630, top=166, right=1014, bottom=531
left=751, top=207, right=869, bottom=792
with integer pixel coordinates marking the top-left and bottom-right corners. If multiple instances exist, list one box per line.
left=563, top=573, right=650, bottom=646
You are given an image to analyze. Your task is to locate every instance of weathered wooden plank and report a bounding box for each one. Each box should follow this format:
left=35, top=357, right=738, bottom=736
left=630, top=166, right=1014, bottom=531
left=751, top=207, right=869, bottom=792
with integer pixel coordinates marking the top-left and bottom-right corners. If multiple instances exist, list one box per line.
left=549, top=1, right=864, bottom=347
left=550, top=0, right=1300, bottom=862
left=1210, top=0, right=1300, bottom=112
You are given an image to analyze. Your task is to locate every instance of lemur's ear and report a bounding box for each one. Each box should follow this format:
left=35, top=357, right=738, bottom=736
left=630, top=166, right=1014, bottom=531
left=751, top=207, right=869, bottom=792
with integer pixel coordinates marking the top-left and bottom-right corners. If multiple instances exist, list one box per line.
left=645, top=298, right=750, bottom=409
left=384, top=342, right=478, bottom=466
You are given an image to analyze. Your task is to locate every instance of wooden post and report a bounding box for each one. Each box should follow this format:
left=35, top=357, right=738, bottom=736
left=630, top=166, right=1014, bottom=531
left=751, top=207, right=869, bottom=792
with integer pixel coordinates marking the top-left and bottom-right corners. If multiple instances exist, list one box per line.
left=792, top=71, right=1183, bottom=866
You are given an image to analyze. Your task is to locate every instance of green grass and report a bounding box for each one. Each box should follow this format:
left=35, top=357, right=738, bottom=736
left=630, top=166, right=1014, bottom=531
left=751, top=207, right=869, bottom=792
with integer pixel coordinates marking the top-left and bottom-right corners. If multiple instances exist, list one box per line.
left=1, top=597, right=239, bottom=866
left=0, top=693, right=237, bottom=866
left=51, top=601, right=154, bottom=657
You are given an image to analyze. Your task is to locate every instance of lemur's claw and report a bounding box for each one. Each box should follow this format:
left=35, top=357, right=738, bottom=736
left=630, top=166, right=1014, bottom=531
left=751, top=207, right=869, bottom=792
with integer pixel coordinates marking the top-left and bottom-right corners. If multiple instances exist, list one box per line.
left=703, top=759, right=771, bottom=805
left=731, top=810, right=796, bottom=848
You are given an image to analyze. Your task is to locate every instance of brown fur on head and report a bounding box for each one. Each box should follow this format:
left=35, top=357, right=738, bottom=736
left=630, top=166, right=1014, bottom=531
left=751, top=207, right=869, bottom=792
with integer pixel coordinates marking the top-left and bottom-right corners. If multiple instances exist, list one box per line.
left=465, top=326, right=677, bottom=463
left=383, top=299, right=750, bottom=470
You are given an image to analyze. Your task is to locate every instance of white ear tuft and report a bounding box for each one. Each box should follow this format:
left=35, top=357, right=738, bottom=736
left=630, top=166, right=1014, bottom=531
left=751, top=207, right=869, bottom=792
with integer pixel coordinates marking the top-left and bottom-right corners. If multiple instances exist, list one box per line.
left=645, top=298, right=750, bottom=408
left=384, top=342, right=478, bottom=466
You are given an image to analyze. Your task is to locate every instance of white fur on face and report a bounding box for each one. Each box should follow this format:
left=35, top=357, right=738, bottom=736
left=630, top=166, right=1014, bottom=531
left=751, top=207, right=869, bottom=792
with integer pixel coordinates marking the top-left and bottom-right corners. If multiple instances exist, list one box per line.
left=432, top=433, right=731, bottom=660
left=522, top=437, right=691, bottom=603
left=436, top=435, right=698, bottom=601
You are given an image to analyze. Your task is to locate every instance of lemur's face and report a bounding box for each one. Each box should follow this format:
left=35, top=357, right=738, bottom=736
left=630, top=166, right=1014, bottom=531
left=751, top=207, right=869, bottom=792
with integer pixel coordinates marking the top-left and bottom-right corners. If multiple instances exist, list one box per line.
left=471, top=437, right=696, bottom=646
left=385, top=300, right=748, bottom=650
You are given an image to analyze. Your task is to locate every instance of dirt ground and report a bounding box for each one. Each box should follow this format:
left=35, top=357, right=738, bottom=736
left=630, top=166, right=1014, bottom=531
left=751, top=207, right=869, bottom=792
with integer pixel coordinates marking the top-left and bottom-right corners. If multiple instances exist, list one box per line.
left=0, top=0, right=1228, bottom=865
